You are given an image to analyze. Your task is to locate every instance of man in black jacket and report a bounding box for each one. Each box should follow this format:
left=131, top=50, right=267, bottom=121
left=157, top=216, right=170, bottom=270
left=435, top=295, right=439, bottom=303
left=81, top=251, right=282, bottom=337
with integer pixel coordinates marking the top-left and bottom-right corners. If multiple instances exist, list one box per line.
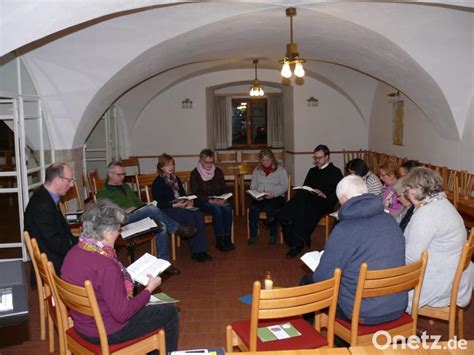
left=24, top=163, right=77, bottom=274
left=277, top=145, right=343, bottom=257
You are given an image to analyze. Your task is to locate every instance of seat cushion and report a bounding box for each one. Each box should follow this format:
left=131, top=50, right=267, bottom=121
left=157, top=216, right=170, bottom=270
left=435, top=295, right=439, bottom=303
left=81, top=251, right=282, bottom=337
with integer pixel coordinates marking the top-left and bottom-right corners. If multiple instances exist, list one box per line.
left=231, top=317, right=328, bottom=351
left=335, top=313, right=413, bottom=336
left=66, top=326, right=161, bottom=353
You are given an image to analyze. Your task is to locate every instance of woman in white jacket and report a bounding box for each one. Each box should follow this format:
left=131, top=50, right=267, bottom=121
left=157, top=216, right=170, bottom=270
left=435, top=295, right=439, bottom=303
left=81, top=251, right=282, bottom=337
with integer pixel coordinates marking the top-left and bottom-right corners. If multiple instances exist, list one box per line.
left=402, top=167, right=472, bottom=312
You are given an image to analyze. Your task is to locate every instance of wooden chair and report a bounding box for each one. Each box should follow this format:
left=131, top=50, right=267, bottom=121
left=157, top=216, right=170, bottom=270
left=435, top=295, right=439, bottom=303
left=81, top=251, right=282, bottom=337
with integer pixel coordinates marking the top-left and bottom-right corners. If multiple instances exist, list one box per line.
left=241, top=151, right=260, bottom=162
left=134, top=173, right=157, bottom=202
left=418, top=231, right=474, bottom=339
left=226, top=268, right=341, bottom=352
left=48, top=263, right=166, bottom=355
left=273, top=151, right=284, bottom=163
left=246, top=175, right=291, bottom=244
left=59, top=181, right=84, bottom=215
left=216, top=151, right=238, bottom=163
left=218, top=163, right=240, bottom=216
left=175, top=170, right=192, bottom=193
left=24, top=232, right=48, bottom=344
left=120, top=156, right=141, bottom=175
left=239, top=162, right=260, bottom=215
left=328, top=251, right=428, bottom=346
left=92, top=177, right=105, bottom=201
left=25, top=232, right=64, bottom=354
left=343, top=149, right=364, bottom=168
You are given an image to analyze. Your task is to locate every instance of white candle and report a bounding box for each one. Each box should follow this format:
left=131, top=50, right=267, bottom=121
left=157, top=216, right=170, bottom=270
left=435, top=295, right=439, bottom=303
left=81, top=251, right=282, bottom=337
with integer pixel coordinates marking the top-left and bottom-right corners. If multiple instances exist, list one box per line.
left=264, top=278, right=273, bottom=290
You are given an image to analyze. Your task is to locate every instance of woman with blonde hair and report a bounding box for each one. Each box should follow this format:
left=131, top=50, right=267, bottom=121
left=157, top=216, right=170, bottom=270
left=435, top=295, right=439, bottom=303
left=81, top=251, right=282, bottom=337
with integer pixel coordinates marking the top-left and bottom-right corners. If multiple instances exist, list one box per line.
left=379, top=160, right=402, bottom=216
left=248, top=148, right=288, bottom=245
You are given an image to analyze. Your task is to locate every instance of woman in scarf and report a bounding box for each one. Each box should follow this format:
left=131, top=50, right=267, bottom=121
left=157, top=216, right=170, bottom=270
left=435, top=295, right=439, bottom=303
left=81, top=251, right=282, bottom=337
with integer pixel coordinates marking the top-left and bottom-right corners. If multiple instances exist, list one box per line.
left=152, top=153, right=212, bottom=262
left=61, top=199, right=179, bottom=351
left=402, top=167, right=472, bottom=312
left=190, top=149, right=234, bottom=252
left=378, top=160, right=403, bottom=216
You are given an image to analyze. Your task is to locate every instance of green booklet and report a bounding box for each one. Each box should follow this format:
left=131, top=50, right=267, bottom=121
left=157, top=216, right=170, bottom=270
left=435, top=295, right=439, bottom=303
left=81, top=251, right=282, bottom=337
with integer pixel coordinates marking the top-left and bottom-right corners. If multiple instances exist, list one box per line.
left=149, top=292, right=180, bottom=304
left=257, top=322, right=302, bottom=342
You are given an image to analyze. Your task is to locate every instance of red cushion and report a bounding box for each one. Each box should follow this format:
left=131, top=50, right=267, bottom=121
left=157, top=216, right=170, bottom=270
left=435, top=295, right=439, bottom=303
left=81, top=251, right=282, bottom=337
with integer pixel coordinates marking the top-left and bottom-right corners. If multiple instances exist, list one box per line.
left=231, top=317, right=328, bottom=351
left=335, top=313, right=413, bottom=336
left=66, top=326, right=161, bottom=353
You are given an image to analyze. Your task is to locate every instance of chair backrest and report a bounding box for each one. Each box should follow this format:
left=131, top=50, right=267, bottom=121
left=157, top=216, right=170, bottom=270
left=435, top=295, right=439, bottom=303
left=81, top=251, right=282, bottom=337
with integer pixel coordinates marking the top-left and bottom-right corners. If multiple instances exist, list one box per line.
left=450, top=234, right=474, bottom=309
left=216, top=151, right=238, bottom=163
left=273, top=151, right=284, bottom=163
left=49, top=263, right=111, bottom=355
left=120, top=156, right=141, bottom=175
left=135, top=173, right=157, bottom=202
left=87, top=169, right=100, bottom=193
left=92, top=177, right=105, bottom=201
left=241, top=151, right=260, bottom=162
left=59, top=181, right=84, bottom=214
left=249, top=268, right=341, bottom=351
left=286, top=174, right=292, bottom=200
left=24, top=231, right=44, bottom=298
left=175, top=170, right=192, bottom=193
left=350, top=251, right=428, bottom=345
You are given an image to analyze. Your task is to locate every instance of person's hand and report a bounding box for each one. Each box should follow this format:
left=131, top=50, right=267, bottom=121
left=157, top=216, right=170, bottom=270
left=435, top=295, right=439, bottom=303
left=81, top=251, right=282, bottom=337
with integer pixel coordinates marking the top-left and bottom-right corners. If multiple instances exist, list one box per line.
left=264, top=192, right=275, bottom=199
left=210, top=198, right=225, bottom=205
left=173, top=200, right=187, bottom=208
left=313, top=189, right=327, bottom=198
left=145, top=274, right=162, bottom=293
left=186, top=199, right=194, bottom=207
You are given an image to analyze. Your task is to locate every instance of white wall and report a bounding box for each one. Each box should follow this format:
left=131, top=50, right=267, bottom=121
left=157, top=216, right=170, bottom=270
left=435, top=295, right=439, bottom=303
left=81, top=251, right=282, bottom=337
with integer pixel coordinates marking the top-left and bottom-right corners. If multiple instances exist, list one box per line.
left=130, top=69, right=370, bottom=183
left=369, top=82, right=474, bottom=172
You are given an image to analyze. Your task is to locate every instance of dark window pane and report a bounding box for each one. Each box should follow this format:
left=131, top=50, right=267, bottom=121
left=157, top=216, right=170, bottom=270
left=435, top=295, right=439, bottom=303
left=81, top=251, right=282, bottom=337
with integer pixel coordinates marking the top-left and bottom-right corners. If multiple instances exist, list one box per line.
left=251, top=102, right=267, bottom=145
left=232, top=102, right=248, bottom=146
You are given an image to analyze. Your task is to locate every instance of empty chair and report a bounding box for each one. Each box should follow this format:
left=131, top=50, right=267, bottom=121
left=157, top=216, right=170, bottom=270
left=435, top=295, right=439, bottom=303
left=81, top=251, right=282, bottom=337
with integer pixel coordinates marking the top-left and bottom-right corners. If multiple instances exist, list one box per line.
left=226, top=268, right=341, bottom=352
left=59, top=181, right=84, bottom=214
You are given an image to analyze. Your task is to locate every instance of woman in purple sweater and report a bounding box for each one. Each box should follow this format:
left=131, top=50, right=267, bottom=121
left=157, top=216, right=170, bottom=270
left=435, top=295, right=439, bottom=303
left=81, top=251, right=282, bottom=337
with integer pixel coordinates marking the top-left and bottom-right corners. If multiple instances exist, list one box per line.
left=61, top=199, right=179, bottom=351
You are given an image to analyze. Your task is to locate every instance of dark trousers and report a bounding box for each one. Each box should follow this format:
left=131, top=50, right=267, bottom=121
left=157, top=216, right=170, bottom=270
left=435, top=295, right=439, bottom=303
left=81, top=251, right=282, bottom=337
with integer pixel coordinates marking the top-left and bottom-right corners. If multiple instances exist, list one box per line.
left=79, top=304, right=179, bottom=353
left=277, top=191, right=331, bottom=248
left=196, top=202, right=233, bottom=238
left=249, top=196, right=285, bottom=240
left=162, top=208, right=208, bottom=253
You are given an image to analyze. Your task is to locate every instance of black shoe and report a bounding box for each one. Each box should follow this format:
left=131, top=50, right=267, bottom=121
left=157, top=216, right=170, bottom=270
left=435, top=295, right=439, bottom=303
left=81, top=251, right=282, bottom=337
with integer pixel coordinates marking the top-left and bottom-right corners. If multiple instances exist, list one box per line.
left=192, top=252, right=213, bottom=262
left=200, top=252, right=213, bottom=261
left=174, top=225, right=198, bottom=240
left=248, top=238, right=256, bottom=245
left=285, top=246, right=303, bottom=258
left=224, top=235, right=235, bottom=250
left=216, top=239, right=232, bottom=252
left=164, top=265, right=180, bottom=275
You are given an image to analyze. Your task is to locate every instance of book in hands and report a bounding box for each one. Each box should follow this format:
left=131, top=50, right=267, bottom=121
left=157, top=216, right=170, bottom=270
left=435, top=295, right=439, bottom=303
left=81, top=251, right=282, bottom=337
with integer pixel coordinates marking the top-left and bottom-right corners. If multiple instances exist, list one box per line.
left=292, top=185, right=315, bottom=193
left=149, top=292, right=180, bottom=304
left=65, top=210, right=84, bottom=223
left=126, top=252, right=171, bottom=286
left=257, top=322, right=302, bottom=342
left=121, top=217, right=160, bottom=240
left=127, top=200, right=158, bottom=214
left=300, top=250, right=325, bottom=272
left=246, top=190, right=269, bottom=199
left=171, top=195, right=198, bottom=203
left=209, top=193, right=233, bottom=200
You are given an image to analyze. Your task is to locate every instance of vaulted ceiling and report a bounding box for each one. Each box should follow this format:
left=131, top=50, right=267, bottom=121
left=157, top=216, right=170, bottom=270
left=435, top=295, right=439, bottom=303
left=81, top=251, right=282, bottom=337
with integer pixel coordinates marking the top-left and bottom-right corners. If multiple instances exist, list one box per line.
left=2, top=1, right=473, bottom=149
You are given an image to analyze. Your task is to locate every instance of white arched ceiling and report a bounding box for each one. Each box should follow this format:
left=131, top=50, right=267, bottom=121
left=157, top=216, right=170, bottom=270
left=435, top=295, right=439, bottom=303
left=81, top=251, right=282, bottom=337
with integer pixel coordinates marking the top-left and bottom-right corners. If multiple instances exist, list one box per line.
left=6, top=1, right=472, bottom=149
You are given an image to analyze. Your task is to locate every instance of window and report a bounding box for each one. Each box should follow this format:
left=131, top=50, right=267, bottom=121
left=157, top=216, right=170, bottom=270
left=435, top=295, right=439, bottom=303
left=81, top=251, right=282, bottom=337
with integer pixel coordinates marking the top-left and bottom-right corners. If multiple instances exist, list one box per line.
left=231, top=99, right=267, bottom=147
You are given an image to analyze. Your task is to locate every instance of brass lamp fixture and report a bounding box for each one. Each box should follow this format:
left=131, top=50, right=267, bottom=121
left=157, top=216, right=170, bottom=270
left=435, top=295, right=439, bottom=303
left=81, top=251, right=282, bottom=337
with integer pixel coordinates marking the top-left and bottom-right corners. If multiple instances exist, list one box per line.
left=307, top=96, right=319, bottom=107
left=182, top=98, right=193, bottom=109
left=279, top=7, right=306, bottom=79
left=387, top=90, right=402, bottom=103
left=249, top=59, right=264, bottom=97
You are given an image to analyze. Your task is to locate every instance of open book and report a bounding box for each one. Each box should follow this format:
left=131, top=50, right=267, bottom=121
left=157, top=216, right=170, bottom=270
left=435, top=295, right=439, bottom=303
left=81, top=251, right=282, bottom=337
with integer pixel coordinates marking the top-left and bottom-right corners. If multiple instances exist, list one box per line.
left=209, top=193, right=233, bottom=200
left=300, top=250, right=325, bottom=271
left=121, top=217, right=160, bottom=240
left=127, top=200, right=157, bottom=214
left=126, top=253, right=171, bottom=286
left=247, top=190, right=269, bottom=199
left=171, top=195, right=197, bottom=203
left=149, top=292, right=180, bottom=304
left=292, top=186, right=315, bottom=193
left=65, top=210, right=84, bottom=223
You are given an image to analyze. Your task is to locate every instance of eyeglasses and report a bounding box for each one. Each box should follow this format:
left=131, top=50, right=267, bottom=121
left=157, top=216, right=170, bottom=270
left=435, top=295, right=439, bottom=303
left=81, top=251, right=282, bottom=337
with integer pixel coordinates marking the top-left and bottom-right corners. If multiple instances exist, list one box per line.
left=313, top=155, right=326, bottom=160
left=202, top=160, right=214, bottom=165
left=60, top=176, right=74, bottom=183
left=111, top=172, right=126, bottom=177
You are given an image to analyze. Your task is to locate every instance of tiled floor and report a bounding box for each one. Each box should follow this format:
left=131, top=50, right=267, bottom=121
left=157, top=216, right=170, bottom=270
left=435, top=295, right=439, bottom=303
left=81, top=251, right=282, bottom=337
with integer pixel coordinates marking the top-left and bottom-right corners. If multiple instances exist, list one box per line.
left=1, top=216, right=473, bottom=354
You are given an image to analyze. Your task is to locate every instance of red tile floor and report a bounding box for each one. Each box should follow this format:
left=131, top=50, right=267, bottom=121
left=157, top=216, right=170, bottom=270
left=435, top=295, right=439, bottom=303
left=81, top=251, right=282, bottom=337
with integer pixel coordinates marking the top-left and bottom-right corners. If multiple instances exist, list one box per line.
left=1, top=216, right=473, bottom=354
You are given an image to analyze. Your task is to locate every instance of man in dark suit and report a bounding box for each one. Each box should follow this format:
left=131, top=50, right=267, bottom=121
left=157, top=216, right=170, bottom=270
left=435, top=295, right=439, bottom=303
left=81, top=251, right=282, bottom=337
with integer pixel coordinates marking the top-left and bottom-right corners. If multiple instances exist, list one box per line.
left=24, top=162, right=77, bottom=274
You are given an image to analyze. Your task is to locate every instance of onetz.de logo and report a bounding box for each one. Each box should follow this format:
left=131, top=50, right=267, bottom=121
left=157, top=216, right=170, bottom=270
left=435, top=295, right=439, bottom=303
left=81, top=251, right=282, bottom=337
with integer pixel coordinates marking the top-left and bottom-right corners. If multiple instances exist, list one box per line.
left=372, top=330, right=468, bottom=350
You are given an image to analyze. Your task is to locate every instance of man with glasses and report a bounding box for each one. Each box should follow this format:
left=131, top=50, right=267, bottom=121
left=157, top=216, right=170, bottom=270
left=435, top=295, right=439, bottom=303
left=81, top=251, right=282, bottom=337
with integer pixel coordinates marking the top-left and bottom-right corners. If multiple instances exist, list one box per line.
left=97, top=161, right=197, bottom=275
left=277, top=145, right=343, bottom=257
left=24, top=162, right=78, bottom=274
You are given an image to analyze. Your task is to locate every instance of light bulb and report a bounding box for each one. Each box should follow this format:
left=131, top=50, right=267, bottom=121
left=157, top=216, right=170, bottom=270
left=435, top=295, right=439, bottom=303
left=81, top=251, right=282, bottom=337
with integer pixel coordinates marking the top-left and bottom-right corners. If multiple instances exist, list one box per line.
left=259, top=87, right=264, bottom=96
left=249, top=87, right=255, bottom=96
left=281, top=62, right=292, bottom=78
left=294, top=62, right=305, bottom=77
